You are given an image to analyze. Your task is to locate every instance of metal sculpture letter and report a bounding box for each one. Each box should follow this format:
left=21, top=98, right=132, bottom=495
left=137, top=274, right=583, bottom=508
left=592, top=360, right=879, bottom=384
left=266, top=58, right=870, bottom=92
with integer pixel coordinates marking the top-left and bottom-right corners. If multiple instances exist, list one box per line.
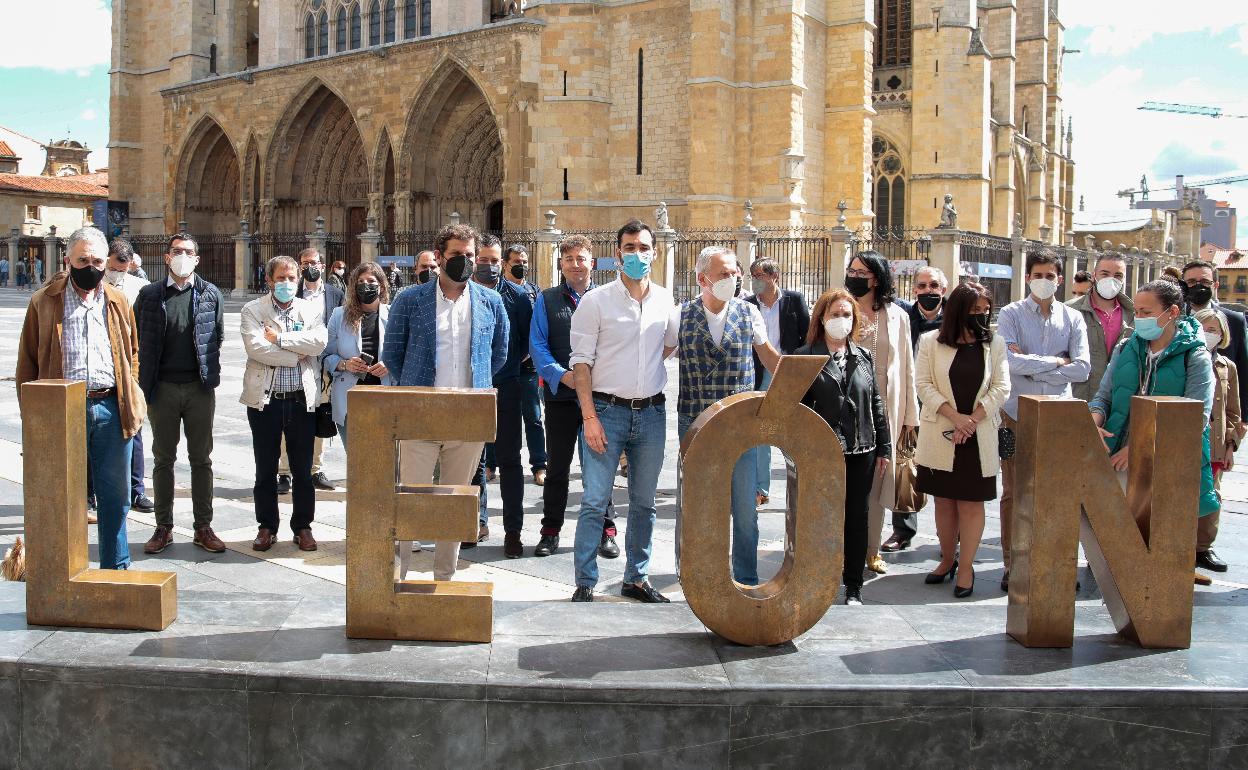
left=680, top=357, right=842, bottom=646
left=1009, top=395, right=1201, bottom=649
left=345, top=386, right=495, bottom=643
left=22, top=380, right=177, bottom=630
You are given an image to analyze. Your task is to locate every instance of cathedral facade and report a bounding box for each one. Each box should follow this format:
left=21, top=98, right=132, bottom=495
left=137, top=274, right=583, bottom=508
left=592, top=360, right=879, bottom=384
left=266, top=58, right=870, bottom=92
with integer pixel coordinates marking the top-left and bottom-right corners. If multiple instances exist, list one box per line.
left=111, top=0, right=1074, bottom=252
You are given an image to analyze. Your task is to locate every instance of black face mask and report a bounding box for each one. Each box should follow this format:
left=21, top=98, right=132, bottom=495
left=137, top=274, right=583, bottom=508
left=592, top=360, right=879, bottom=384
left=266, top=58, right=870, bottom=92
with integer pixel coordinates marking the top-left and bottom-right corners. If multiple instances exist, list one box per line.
left=917, top=293, right=942, bottom=312
left=302, top=265, right=321, bottom=283
left=70, top=264, right=104, bottom=292
left=845, top=276, right=872, bottom=298
left=1185, top=283, right=1213, bottom=306
left=969, top=312, right=991, bottom=339
left=355, top=283, right=380, bottom=304
left=416, top=268, right=433, bottom=285
left=444, top=255, right=473, bottom=283
left=510, top=264, right=528, bottom=280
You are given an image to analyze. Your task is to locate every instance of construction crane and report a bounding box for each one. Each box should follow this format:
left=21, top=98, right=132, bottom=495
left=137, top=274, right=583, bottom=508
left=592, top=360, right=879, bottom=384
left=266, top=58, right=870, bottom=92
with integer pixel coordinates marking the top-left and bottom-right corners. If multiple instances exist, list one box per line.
left=1139, top=101, right=1248, bottom=119
left=1116, top=173, right=1248, bottom=204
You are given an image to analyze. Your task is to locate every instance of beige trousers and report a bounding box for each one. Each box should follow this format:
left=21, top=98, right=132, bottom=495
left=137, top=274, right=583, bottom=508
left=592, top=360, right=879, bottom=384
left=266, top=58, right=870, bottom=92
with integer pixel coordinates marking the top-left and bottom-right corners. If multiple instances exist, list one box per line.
left=396, top=439, right=484, bottom=581
left=280, top=435, right=324, bottom=475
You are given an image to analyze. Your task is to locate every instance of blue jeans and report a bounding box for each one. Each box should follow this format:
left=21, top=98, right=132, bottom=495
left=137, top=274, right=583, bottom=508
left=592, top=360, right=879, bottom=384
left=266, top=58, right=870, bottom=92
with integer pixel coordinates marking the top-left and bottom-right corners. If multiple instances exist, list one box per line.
left=754, top=368, right=774, bottom=497
left=574, top=400, right=666, bottom=588
left=677, top=412, right=760, bottom=586
left=87, top=395, right=133, bottom=569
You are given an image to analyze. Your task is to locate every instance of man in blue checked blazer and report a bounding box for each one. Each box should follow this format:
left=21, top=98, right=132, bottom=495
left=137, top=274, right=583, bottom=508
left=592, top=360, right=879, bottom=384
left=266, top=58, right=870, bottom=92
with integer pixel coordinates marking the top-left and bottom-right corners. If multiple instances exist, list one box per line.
left=383, top=222, right=509, bottom=581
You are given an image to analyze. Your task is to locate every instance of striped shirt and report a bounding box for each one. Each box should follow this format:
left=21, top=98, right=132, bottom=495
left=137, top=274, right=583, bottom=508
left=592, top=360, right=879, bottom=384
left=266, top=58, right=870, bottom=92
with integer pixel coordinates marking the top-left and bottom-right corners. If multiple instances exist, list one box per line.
left=271, top=297, right=303, bottom=394
left=62, top=283, right=116, bottom=389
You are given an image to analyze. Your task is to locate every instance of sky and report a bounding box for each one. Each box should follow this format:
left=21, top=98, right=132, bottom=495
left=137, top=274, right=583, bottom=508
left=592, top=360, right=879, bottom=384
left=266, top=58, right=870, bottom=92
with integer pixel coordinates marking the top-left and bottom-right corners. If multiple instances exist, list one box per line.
left=0, top=0, right=1244, bottom=246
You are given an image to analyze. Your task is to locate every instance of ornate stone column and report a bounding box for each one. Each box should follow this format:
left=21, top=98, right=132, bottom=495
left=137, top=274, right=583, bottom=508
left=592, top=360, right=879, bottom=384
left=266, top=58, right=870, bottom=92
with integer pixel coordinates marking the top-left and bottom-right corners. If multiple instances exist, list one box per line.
left=233, top=219, right=253, bottom=296
left=533, top=210, right=562, bottom=290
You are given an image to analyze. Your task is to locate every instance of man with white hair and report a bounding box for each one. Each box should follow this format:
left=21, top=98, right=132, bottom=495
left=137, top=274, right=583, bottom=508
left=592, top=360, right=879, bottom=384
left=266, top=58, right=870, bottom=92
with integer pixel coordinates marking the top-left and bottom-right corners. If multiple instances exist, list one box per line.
left=15, top=226, right=146, bottom=570
left=666, top=246, right=781, bottom=586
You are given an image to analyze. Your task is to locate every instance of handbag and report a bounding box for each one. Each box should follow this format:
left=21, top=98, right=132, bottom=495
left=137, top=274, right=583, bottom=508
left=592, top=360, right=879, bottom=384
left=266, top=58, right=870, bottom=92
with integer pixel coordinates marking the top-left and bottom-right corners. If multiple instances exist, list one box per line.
left=315, top=372, right=338, bottom=439
left=893, top=429, right=927, bottom=514
left=997, top=425, right=1016, bottom=460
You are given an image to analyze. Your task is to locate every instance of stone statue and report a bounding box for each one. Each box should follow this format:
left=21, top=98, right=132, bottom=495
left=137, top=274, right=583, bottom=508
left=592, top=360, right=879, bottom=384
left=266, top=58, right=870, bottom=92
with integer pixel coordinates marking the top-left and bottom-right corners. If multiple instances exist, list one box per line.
left=655, top=201, right=669, bottom=230
left=937, top=194, right=958, bottom=229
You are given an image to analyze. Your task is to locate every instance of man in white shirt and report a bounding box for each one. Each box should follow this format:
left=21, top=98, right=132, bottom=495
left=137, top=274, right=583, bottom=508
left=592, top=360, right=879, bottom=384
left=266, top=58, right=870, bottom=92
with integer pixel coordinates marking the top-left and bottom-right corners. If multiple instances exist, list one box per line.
left=667, top=247, right=780, bottom=586
left=568, top=220, right=676, bottom=602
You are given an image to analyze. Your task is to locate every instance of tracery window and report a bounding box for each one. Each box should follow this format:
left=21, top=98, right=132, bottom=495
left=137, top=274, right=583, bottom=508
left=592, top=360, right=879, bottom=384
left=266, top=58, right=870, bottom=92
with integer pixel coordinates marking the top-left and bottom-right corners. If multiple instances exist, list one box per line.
left=369, top=0, right=380, bottom=45
left=317, top=11, right=329, bottom=56
left=383, top=0, right=396, bottom=43
left=304, top=13, right=315, bottom=58
left=350, top=3, right=362, bottom=48
left=873, top=136, right=907, bottom=234
left=874, top=0, right=912, bottom=67
left=403, top=0, right=416, bottom=39
left=336, top=6, right=347, bottom=51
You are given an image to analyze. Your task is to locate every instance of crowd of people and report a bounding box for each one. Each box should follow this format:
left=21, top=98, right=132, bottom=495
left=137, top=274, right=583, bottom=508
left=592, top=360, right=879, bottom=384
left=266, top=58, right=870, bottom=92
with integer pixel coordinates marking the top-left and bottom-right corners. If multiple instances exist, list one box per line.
left=11, top=222, right=1239, bottom=601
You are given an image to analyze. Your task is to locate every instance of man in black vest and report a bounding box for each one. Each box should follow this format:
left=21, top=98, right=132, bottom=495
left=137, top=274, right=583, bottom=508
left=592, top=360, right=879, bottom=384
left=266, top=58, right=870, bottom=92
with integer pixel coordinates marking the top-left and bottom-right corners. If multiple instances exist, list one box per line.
left=528, top=235, right=616, bottom=557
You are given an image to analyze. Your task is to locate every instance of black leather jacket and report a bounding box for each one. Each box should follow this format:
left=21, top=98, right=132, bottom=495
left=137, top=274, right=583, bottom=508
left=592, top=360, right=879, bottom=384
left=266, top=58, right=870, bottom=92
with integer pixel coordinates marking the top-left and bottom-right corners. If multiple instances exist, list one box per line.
left=796, top=341, right=891, bottom=457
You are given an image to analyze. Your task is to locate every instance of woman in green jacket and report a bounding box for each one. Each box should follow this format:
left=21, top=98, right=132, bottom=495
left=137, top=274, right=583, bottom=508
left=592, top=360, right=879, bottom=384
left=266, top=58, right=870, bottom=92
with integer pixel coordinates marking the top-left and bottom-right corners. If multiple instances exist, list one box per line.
left=1088, top=280, right=1219, bottom=543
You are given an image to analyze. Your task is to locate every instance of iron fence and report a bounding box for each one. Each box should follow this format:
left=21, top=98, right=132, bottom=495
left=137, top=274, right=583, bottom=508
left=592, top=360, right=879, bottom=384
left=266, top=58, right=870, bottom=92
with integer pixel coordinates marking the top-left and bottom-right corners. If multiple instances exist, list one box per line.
left=757, top=228, right=834, bottom=303
left=251, top=232, right=310, bottom=291
left=852, top=227, right=931, bottom=301
left=957, top=232, right=1014, bottom=314
left=129, top=233, right=236, bottom=289
left=672, top=229, right=738, bottom=303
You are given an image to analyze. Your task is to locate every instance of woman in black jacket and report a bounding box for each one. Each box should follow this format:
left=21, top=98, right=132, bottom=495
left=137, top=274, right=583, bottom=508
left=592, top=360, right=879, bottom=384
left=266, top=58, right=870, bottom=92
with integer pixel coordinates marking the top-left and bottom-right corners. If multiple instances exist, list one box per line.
left=795, top=288, right=892, bottom=605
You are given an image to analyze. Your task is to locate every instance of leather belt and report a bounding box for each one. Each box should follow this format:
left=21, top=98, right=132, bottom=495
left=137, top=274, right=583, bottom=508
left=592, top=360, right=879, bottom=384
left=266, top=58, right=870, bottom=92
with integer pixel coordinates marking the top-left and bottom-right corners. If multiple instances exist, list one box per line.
left=270, top=390, right=306, bottom=401
left=592, top=391, right=665, bottom=410
left=86, top=387, right=116, bottom=399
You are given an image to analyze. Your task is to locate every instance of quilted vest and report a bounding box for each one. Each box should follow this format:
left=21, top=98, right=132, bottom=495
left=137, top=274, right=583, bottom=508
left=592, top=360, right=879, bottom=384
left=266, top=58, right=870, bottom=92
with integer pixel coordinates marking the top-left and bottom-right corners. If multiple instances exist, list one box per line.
left=540, top=282, right=579, bottom=401
left=677, top=297, right=756, bottom=419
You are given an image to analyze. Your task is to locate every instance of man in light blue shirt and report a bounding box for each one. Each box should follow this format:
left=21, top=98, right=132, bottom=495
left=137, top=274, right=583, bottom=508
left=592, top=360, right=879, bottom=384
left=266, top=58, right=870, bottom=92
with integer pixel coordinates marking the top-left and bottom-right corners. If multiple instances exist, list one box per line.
left=994, top=251, right=1090, bottom=591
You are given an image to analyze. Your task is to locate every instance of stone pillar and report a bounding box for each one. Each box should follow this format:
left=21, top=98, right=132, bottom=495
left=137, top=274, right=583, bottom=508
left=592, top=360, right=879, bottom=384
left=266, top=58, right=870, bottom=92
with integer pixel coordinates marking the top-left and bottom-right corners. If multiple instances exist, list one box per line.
left=534, top=210, right=562, bottom=291
left=654, top=224, right=677, bottom=293
left=448, top=211, right=461, bottom=227
left=233, top=219, right=252, bottom=297
left=359, top=213, right=382, bottom=264
left=1011, top=223, right=1027, bottom=302
left=8, top=228, right=20, bottom=281
left=735, top=200, right=759, bottom=273
left=928, top=229, right=962, bottom=292
left=1127, top=246, right=1143, bottom=296
left=1062, top=244, right=1078, bottom=297
left=308, top=215, right=328, bottom=259
left=43, top=225, right=60, bottom=281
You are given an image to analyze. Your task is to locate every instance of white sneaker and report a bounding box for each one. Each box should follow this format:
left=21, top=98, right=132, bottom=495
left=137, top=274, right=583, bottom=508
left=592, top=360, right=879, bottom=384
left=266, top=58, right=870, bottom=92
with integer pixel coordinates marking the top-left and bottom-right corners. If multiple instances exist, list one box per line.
left=411, top=541, right=422, bottom=552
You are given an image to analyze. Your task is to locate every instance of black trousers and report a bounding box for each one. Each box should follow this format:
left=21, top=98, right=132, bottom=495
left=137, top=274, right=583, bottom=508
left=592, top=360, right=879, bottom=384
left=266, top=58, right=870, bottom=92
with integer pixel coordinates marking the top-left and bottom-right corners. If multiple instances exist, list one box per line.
left=541, top=399, right=615, bottom=535
left=497, top=377, right=528, bottom=533
left=843, top=452, right=875, bottom=590
left=248, top=396, right=316, bottom=534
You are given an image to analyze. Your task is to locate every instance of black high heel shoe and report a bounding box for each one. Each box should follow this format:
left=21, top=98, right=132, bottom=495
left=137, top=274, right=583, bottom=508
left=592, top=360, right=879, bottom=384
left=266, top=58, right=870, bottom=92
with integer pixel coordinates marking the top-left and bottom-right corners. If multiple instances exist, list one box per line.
left=925, top=559, right=958, bottom=584
left=954, top=565, right=975, bottom=598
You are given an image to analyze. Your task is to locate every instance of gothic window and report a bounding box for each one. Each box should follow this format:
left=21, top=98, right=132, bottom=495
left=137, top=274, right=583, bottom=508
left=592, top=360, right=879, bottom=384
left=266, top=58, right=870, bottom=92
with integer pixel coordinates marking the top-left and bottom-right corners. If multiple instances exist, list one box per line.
left=420, top=0, right=430, bottom=35
left=304, top=13, right=315, bottom=58
left=383, top=0, right=395, bottom=42
left=872, top=136, right=907, bottom=234
left=317, top=11, right=329, bottom=55
left=336, top=6, right=347, bottom=51
left=350, top=3, right=362, bottom=48
left=874, top=0, right=912, bottom=68
left=209, top=43, right=217, bottom=74
left=403, top=0, right=416, bottom=38
left=369, top=0, right=380, bottom=45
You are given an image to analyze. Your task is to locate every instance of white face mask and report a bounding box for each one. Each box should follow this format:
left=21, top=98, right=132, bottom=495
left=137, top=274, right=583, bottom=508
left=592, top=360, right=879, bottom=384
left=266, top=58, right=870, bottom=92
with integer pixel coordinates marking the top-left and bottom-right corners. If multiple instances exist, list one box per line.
left=824, top=316, right=853, bottom=341
left=709, top=276, right=737, bottom=303
left=1205, top=332, right=1223, bottom=350
left=170, top=254, right=197, bottom=279
left=1029, top=278, right=1058, bottom=301
left=105, top=268, right=127, bottom=287
left=1094, top=277, right=1122, bottom=300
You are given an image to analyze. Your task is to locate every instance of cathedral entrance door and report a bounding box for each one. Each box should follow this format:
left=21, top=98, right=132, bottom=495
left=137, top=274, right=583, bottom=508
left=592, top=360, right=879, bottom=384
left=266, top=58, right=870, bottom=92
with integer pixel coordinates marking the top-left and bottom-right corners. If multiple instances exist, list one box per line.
left=347, top=206, right=365, bottom=269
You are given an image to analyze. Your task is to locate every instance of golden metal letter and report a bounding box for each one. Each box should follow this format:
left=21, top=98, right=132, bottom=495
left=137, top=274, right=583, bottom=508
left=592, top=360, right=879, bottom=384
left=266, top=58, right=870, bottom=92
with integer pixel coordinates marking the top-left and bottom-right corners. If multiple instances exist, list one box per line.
left=1009, top=395, right=1200, bottom=649
left=22, top=380, right=177, bottom=631
left=345, top=386, right=495, bottom=643
left=680, top=356, right=842, bottom=646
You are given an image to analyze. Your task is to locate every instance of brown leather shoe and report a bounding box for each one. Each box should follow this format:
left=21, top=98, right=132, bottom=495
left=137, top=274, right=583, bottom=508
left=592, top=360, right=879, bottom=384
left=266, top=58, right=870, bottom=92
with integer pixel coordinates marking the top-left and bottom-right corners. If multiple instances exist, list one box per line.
left=193, top=526, right=226, bottom=553
left=252, top=527, right=276, bottom=551
left=144, top=525, right=173, bottom=554
left=533, top=469, right=546, bottom=486
left=462, top=524, right=488, bottom=549
left=293, top=528, right=318, bottom=551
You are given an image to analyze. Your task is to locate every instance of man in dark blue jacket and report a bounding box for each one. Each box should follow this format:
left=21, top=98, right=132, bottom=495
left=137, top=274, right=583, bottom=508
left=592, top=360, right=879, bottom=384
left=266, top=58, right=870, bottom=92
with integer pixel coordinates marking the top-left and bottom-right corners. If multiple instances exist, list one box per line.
left=133, top=232, right=226, bottom=555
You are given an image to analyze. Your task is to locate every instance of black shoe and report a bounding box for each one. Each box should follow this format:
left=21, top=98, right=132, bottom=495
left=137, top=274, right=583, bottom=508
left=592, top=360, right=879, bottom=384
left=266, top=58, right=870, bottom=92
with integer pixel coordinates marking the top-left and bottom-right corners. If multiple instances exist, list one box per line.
left=621, top=581, right=669, bottom=603
left=954, top=565, right=975, bottom=598
left=131, top=495, right=155, bottom=513
left=925, top=559, right=958, bottom=584
left=276, top=475, right=292, bottom=495
left=1197, top=550, right=1229, bottom=573
left=534, top=534, right=559, bottom=557
left=571, top=586, right=594, bottom=602
left=880, top=534, right=911, bottom=553
left=843, top=587, right=863, bottom=605
left=504, top=531, right=523, bottom=559
left=1000, top=569, right=1009, bottom=592
left=311, top=472, right=336, bottom=491
left=599, top=532, right=620, bottom=559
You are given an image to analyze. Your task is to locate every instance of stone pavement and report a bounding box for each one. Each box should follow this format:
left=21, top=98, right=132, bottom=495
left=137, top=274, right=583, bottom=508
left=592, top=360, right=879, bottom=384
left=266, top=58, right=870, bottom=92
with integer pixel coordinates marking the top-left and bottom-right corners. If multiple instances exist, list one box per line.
left=1, top=286, right=1246, bottom=608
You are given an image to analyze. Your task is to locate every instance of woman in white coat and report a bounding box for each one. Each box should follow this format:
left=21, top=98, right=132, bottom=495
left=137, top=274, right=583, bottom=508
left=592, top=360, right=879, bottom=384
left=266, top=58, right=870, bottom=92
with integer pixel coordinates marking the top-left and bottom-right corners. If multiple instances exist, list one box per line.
left=914, top=282, right=1010, bottom=598
left=322, top=261, right=394, bottom=447
left=844, top=251, right=920, bottom=575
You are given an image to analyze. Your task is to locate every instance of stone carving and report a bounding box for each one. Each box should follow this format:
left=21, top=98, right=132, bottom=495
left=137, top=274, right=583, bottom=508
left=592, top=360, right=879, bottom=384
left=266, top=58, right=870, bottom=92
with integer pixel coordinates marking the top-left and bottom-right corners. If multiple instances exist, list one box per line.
left=1008, top=395, right=1200, bottom=649
left=679, top=357, right=840, bottom=646
left=937, top=194, right=958, bottom=229
left=345, top=386, right=495, bottom=643
left=655, top=201, right=669, bottom=230
left=21, top=381, right=176, bottom=631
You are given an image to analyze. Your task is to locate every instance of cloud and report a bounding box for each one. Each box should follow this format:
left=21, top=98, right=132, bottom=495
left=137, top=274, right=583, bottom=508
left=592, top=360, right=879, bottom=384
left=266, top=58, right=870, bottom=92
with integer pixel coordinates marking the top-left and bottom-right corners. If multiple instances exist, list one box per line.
left=1063, top=1, right=1248, bottom=56
left=78, top=109, right=98, bottom=121
left=0, top=0, right=110, bottom=71
left=1152, top=142, right=1239, bottom=179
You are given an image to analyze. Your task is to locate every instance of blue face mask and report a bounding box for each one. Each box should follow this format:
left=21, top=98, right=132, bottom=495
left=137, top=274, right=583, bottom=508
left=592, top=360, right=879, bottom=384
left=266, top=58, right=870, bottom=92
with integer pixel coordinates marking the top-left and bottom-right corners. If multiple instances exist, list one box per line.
left=621, top=251, right=652, bottom=280
left=1134, top=314, right=1173, bottom=341
left=273, top=280, right=298, bottom=303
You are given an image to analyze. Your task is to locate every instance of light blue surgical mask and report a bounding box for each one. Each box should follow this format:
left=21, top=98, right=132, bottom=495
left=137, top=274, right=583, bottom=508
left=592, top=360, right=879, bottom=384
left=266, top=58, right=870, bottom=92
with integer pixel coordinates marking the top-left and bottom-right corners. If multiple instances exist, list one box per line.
left=621, top=251, right=652, bottom=280
left=273, top=280, right=298, bottom=303
left=1134, top=314, right=1173, bottom=341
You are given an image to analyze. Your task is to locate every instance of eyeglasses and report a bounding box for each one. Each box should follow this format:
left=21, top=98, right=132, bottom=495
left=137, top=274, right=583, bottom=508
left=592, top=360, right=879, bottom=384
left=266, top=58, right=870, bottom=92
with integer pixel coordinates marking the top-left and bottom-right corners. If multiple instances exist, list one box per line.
left=846, top=269, right=873, bottom=279
left=1185, top=279, right=1215, bottom=288
left=169, top=248, right=197, bottom=257
left=621, top=245, right=653, bottom=254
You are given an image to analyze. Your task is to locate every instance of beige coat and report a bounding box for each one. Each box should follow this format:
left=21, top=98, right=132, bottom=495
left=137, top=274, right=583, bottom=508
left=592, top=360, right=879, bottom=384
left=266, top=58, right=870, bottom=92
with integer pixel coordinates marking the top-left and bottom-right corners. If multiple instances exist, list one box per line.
left=1211, top=356, right=1243, bottom=465
left=873, top=302, right=920, bottom=507
left=914, top=332, right=1011, bottom=477
left=239, top=295, right=329, bottom=411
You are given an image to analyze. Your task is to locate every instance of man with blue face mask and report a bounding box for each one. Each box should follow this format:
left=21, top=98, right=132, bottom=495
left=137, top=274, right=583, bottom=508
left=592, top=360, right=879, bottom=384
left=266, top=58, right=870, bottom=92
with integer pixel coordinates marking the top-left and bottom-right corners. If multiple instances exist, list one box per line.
left=568, top=219, right=677, bottom=602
